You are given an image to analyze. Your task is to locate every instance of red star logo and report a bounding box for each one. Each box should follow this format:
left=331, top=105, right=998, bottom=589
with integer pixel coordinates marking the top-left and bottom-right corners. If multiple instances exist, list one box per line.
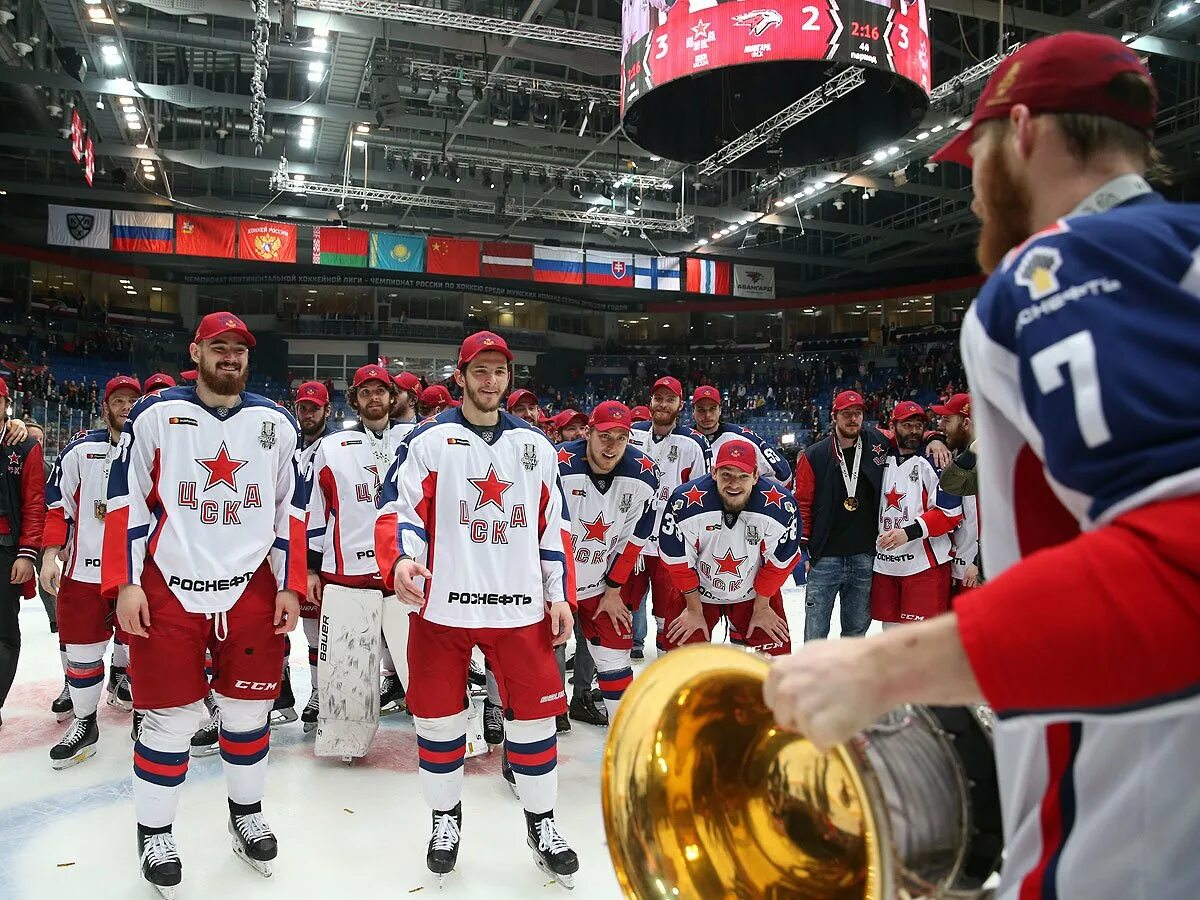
left=683, top=484, right=707, bottom=507
left=884, top=485, right=906, bottom=512
left=762, top=485, right=786, bottom=508
left=196, top=442, right=248, bottom=492
left=580, top=513, right=610, bottom=543
left=637, top=455, right=656, bottom=474
left=365, top=465, right=380, bottom=490
left=469, top=465, right=513, bottom=511
left=557, top=447, right=574, bottom=466
left=872, top=444, right=885, bottom=455
left=739, top=427, right=755, bottom=435
left=713, top=548, right=745, bottom=577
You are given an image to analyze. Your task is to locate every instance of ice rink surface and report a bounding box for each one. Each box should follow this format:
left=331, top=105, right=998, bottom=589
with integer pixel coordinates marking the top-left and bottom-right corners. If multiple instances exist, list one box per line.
left=0, top=585, right=881, bottom=900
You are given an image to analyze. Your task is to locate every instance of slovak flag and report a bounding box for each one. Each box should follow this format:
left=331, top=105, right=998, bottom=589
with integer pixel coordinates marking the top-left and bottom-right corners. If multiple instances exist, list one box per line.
left=634, top=255, right=681, bottom=291
left=585, top=250, right=634, bottom=287
left=533, top=246, right=585, bottom=285
left=685, top=257, right=732, bottom=295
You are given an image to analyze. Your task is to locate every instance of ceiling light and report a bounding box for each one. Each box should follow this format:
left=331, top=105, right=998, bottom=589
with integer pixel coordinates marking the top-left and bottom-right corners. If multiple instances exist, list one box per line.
left=151, top=286, right=163, bottom=292
left=298, top=138, right=312, bottom=149
left=144, top=172, right=156, bottom=180
left=84, top=0, right=102, bottom=4
left=292, top=174, right=306, bottom=183
left=886, top=146, right=899, bottom=156
left=309, top=61, right=324, bottom=73
left=310, top=36, right=328, bottom=51
left=1167, top=4, right=1186, bottom=14
left=126, top=289, right=137, bottom=295
left=119, top=279, right=130, bottom=284
left=301, top=117, right=314, bottom=126
left=141, top=160, right=154, bottom=168
left=710, top=233, right=721, bottom=241
left=872, top=150, right=887, bottom=162
left=118, top=96, right=133, bottom=106
left=355, top=123, right=370, bottom=134
left=930, top=124, right=944, bottom=133
left=774, top=199, right=786, bottom=208
left=862, top=158, right=873, bottom=166
left=126, top=121, right=142, bottom=130
left=916, top=131, right=929, bottom=140
left=307, top=70, right=323, bottom=83
left=186, top=15, right=207, bottom=24
left=352, top=139, right=366, bottom=149
left=802, top=187, right=814, bottom=196
left=87, top=7, right=107, bottom=19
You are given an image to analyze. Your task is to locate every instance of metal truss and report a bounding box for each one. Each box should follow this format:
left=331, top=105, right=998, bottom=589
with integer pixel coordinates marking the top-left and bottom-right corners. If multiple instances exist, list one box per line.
left=524, top=204, right=692, bottom=232
left=393, top=148, right=673, bottom=191
left=376, top=60, right=619, bottom=106
left=696, top=68, right=866, bottom=177
left=298, top=0, right=621, bottom=52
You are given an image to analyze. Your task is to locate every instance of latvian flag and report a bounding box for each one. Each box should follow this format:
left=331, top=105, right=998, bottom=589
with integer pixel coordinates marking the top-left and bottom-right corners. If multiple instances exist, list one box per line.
left=112, top=210, right=174, bottom=254
left=685, top=257, right=732, bottom=295
left=481, top=242, right=534, bottom=280
left=585, top=250, right=634, bottom=287
left=533, top=246, right=584, bottom=285
left=634, top=255, right=681, bottom=291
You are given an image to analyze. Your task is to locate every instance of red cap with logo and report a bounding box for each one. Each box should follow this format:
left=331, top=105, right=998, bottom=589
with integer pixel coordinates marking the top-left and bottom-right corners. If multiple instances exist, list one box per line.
left=538, top=411, right=556, bottom=427
left=394, top=372, right=422, bottom=394
left=180, top=369, right=198, bottom=382
left=630, top=405, right=651, bottom=422
left=930, top=393, right=971, bottom=417
left=692, top=385, right=721, bottom=405
left=714, top=439, right=758, bottom=474
left=933, top=32, right=1157, bottom=168
left=0, top=377, right=9, bottom=398
left=458, top=330, right=514, bottom=367
left=589, top=400, right=633, bottom=432
left=506, top=389, right=539, bottom=411
left=652, top=376, right=683, bottom=399
left=419, top=385, right=454, bottom=408
left=553, top=409, right=587, bottom=430
left=892, top=400, right=927, bottom=423
left=352, top=364, right=393, bottom=390
left=295, top=381, right=330, bottom=406
left=144, top=373, right=176, bottom=392
left=104, top=376, right=142, bottom=401
left=193, top=311, right=256, bottom=347
left=832, top=390, right=865, bottom=413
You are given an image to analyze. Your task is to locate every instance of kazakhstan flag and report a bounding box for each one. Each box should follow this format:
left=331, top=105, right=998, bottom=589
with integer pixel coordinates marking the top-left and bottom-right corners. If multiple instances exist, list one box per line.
left=370, top=233, right=426, bottom=271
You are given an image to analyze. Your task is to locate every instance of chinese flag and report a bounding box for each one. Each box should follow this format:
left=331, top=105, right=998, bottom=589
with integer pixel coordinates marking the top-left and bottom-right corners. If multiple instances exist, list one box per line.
left=426, top=236, right=481, bottom=276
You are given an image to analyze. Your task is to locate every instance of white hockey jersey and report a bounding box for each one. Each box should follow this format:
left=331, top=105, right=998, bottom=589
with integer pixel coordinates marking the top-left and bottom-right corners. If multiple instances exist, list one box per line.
left=375, top=409, right=575, bottom=629
left=557, top=439, right=659, bottom=602
left=44, top=429, right=115, bottom=584
left=874, top=451, right=963, bottom=576
left=101, top=386, right=308, bottom=613
left=701, top=422, right=793, bottom=487
left=659, top=475, right=800, bottom=604
left=628, top=421, right=710, bottom=557
left=308, top=422, right=411, bottom=580
left=950, top=494, right=979, bottom=581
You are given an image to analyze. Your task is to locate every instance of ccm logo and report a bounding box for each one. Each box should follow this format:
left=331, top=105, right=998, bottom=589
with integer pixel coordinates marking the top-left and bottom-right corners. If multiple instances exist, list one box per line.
left=234, top=681, right=279, bottom=691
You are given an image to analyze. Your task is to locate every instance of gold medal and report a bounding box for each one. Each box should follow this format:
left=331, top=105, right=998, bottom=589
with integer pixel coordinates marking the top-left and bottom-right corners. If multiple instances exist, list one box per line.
left=843, top=497, right=858, bottom=512
left=94, top=500, right=107, bottom=521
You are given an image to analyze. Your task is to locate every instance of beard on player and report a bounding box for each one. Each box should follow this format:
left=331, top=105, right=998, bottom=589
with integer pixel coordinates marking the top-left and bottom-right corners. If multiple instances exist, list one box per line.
left=944, top=414, right=972, bottom=451
left=715, top=469, right=755, bottom=513
left=296, top=402, right=328, bottom=440
left=197, top=347, right=249, bottom=397
left=973, top=125, right=1034, bottom=275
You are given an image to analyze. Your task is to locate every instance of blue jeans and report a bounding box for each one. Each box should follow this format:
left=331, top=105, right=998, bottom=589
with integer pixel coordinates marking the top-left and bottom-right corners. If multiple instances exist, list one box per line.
left=803, top=553, right=874, bottom=641
left=632, top=590, right=648, bottom=649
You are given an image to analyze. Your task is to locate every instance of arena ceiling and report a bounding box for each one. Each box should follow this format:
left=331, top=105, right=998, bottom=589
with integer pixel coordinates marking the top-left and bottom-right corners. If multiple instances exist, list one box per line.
left=0, top=0, right=1198, bottom=297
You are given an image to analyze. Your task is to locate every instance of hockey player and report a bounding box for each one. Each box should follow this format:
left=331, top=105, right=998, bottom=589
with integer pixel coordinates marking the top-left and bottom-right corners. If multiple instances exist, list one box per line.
left=764, top=34, right=1200, bottom=900
left=630, top=406, right=650, bottom=424
left=144, top=374, right=177, bottom=393
left=930, top=393, right=980, bottom=591
left=418, top=384, right=455, bottom=418
left=103, top=312, right=305, bottom=895
left=392, top=372, right=422, bottom=426
left=659, top=440, right=799, bottom=654
left=624, top=376, right=710, bottom=649
left=42, top=376, right=142, bottom=768
left=691, top=385, right=792, bottom=485
left=872, top=401, right=963, bottom=626
left=558, top=401, right=658, bottom=720
left=376, top=330, right=580, bottom=888
left=506, top=389, right=541, bottom=426
left=553, top=410, right=588, bottom=443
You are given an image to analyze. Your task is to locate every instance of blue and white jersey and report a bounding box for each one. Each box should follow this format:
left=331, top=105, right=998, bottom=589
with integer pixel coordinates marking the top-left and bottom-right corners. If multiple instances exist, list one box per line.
left=701, top=422, right=792, bottom=487
left=629, top=421, right=710, bottom=557
left=44, top=429, right=113, bottom=584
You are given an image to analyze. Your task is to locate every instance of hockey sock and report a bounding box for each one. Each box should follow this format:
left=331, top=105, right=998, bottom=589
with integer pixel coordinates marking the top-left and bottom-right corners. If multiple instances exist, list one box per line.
left=112, top=634, right=129, bottom=669
left=414, top=711, right=468, bottom=812
left=381, top=641, right=396, bottom=677
left=303, top=618, right=319, bottom=691
left=485, top=667, right=501, bottom=707
left=64, top=641, right=109, bottom=717
left=214, top=693, right=273, bottom=806
left=591, top=645, right=634, bottom=720
left=505, top=718, right=558, bottom=815
left=58, top=642, right=68, bottom=676
left=135, top=701, right=207, bottom=828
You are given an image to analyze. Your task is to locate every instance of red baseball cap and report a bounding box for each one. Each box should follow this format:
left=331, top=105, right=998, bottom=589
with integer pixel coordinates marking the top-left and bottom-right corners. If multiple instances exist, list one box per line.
left=295, top=381, right=329, bottom=406
left=352, top=364, right=393, bottom=390
left=714, top=439, right=758, bottom=474
left=0, top=377, right=9, bottom=398
left=930, top=393, right=971, bottom=417
left=394, top=372, right=422, bottom=394
left=589, top=401, right=633, bottom=432
left=144, top=373, right=176, bottom=392
left=553, top=409, right=587, bottom=430
left=459, top=330, right=514, bottom=367
left=538, top=411, right=556, bottom=427
left=692, top=385, right=721, bottom=405
left=652, top=376, right=683, bottom=399
left=104, top=375, right=142, bottom=401
left=833, top=390, right=865, bottom=412
left=630, top=405, right=651, bottom=422
left=933, top=32, right=1157, bottom=168
left=506, top=389, right=539, bottom=411
left=193, top=312, right=256, bottom=347
left=892, top=400, right=927, bottom=422
left=180, top=369, right=198, bottom=382
left=419, top=385, right=453, bottom=408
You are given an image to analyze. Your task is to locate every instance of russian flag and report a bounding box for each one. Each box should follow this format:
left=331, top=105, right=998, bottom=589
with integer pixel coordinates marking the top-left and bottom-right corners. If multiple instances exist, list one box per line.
left=533, top=246, right=584, bottom=285
left=634, top=255, right=681, bottom=291
left=685, top=257, right=732, bottom=295
left=585, top=250, right=634, bottom=287
left=112, top=210, right=174, bottom=254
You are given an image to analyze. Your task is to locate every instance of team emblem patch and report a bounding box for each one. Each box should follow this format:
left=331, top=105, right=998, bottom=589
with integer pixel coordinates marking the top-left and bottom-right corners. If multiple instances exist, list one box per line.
left=259, top=422, right=277, bottom=450
left=909, top=467, right=920, bottom=482
left=522, top=443, right=538, bottom=471
left=1014, top=246, right=1062, bottom=300
left=94, top=500, right=107, bottom=521
left=66, top=213, right=94, bottom=241
left=217, top=407, right=230, bottom=418
left=619, top=492, right=633, bottom=514
left=668, top=445, right=679, bottom=463
left=6, top=451, right=20, bottom=475
left=744, top=524, right=761, bottom=544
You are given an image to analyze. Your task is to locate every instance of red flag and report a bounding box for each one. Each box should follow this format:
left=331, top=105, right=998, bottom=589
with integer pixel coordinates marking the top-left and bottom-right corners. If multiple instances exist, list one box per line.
left=238, top=220, right=297, bottom=263
left=70, top=109, right=83, bottom=163
left=176, top=214, right=237, bottom=258
left=427, top=236, right=481, bottom=276
left=481, top=242, right=534, bottom=280
left=83, top=135, right=94, bottom=187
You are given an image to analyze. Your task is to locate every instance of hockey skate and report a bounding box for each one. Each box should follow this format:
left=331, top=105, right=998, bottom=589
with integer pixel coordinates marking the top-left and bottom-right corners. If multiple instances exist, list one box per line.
left=190, top=707, right=220, bottom=758
left=50, top=712, right=98, bottom=769
left=379, top=673, right=406, bottom=715
left=51, top=679, right=73, bottom=722
left=555, top=713, right=571, bottom=734
left=228, top=805, right=278, bottom=877
left=526, top=810, right=578, bottom=889
left=568, top=693, right=608, bottom=728
left=483, top=699, right=504, bottom=746
left=426, top=803, right=462, bottom=887
left=108, top=667, right=134, bottom=712
left=131, top=710, right=144, bottom=742
left=138, top=825, right=182, bottom=899
left=300, top=690, right=319, bottom=734
left=468, top=659, right=487, bottom=688
left=269, top=666, right=298, bottom=727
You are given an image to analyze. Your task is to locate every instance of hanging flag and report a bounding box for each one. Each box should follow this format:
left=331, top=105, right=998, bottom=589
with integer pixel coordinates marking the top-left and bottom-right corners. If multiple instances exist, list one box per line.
left=427, top=236, right=481, bottom=276
left=585, top=250, right=635, bottom=287
left=83, top=135, right=95, bottom=187
left=370, top=233, right=426, bottom=271
left=685, top=258, right=732, bottom=295
left=47, top=205, right=111, bottom=249
left=313, top=226, right=369, bottom=267
left=175, top=214, right=237, bottom=258
left=481, top=242, right=534, bottom=280
left=238, top=220, right=297, bottom=263
left=112, top=211, right=174, bottom=253
left=634, top=255, right=681, bottom=291
left=70, top=109, right=83, bottom=162
left=733, top=264, right=776, bottom=299
left=533, top=246, right=585, bottom=285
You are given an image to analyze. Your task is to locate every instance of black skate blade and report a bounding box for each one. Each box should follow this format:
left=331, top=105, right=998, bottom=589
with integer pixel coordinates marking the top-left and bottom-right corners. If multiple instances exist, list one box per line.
left=231, top=840, right=273, bottom=878
left=189, top=744, right=220, bottom=759
left=51, top=745, right=97, bottom=770
left=269, top=708, right=298, bottom=727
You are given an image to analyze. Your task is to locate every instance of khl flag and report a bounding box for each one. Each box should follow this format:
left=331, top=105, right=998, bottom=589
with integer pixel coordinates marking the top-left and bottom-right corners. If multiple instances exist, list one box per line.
left=370, top=233, right=425, bottom=271
left=585, top=250, right=634, bottom=287
left=313, top=227, right=368, bottom=267
left=112, top=210, right=174, bottom=254
left=47, top=205, right=111, bottom=249
left=685, top=257, right=731, bottom=295
left=533, top=246, right=584, bottom=285
left=175, top=214, right=236, bottom=258
left=633, top=256, right=680, bottom=291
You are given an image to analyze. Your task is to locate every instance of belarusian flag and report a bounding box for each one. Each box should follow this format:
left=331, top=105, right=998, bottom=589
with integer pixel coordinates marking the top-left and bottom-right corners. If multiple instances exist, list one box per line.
left=313, top=226, right=369, bottom=267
